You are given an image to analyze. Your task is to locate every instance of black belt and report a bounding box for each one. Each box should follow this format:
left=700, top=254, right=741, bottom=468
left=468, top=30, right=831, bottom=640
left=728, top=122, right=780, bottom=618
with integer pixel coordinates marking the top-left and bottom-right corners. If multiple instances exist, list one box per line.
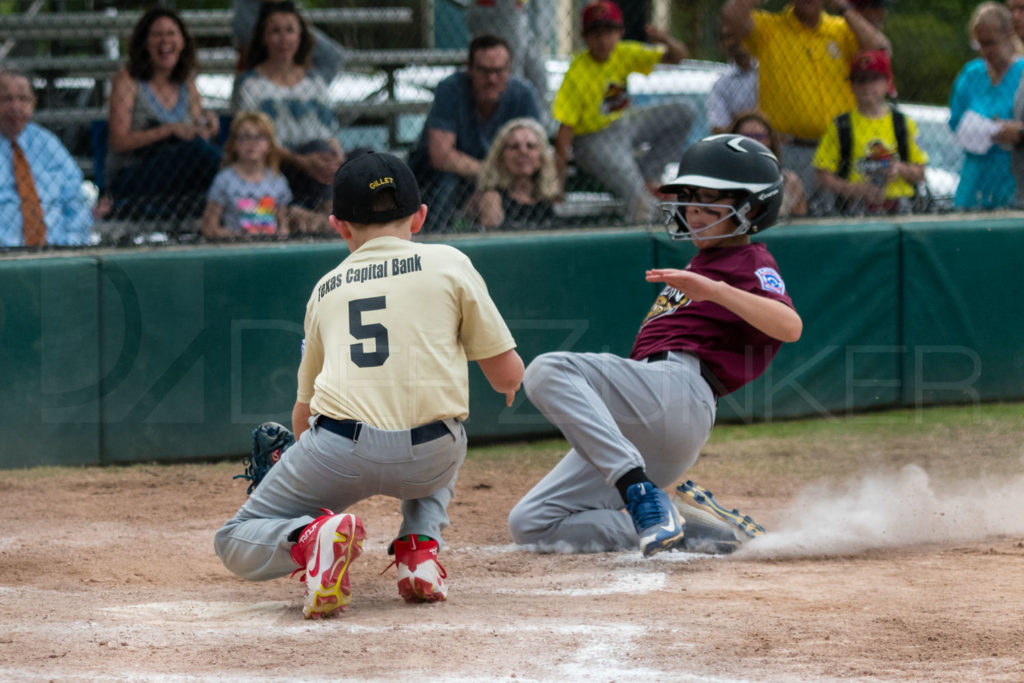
left=645, top=351, right=722, bottom=399
left=316, top=416, right=451, bottom=445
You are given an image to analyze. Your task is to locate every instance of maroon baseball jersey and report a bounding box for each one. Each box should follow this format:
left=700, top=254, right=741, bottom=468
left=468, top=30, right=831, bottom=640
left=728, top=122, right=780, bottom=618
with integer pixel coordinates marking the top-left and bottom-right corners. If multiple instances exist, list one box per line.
left=629, top=243, right=794, bottom=395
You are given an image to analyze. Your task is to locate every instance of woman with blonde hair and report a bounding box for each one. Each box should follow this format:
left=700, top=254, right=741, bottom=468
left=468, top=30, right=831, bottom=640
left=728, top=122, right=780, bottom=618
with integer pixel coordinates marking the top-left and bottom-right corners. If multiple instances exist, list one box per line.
left=949, top=1, right=1024, bottom=208
left=469, top=117, right=559, bottom=230
left=202, top=112, right=291, bottom=239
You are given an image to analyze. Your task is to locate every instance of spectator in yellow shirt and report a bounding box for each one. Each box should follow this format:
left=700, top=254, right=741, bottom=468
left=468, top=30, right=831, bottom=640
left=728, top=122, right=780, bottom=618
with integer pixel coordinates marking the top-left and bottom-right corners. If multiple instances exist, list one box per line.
left=813, top=50, right=927, bottom=214
left=552, top=0, right=692, bottom=223
left=721, top=0, right=890, bottom=210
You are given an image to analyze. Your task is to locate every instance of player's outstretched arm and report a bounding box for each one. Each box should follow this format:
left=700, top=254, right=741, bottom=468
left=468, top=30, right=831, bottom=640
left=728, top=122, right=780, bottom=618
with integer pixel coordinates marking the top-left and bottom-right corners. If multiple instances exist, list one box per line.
left=646, top=269, right=802, bottom=343
left=477, top=349, right=525, bottom=406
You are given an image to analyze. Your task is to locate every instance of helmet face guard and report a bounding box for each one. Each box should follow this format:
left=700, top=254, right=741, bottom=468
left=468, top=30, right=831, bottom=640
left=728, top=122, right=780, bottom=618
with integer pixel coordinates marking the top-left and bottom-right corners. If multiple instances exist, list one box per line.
left=658, top=197, right=755, bottom=242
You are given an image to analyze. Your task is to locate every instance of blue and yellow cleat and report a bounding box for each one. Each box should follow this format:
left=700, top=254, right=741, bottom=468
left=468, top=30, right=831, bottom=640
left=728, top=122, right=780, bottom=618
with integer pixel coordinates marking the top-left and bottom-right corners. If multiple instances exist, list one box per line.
left=675, top=480, right=766, bottom=540
left=626, top=482, right=686, bottom=557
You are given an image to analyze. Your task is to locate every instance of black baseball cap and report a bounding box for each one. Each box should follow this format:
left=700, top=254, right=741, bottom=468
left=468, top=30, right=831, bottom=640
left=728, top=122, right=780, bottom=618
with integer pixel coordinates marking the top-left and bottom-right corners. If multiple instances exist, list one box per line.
left=331, top=150, right=421, bottom=223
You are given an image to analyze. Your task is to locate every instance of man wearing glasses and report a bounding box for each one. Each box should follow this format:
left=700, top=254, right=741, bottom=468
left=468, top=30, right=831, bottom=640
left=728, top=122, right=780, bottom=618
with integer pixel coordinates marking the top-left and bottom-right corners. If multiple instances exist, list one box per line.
left=409, top=34, right=542, bottom=231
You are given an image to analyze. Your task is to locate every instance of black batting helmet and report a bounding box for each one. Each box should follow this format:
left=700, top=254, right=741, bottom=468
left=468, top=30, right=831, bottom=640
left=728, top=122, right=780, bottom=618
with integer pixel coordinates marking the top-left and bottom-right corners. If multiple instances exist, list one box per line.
left=657, top=134, right=784, bottom=241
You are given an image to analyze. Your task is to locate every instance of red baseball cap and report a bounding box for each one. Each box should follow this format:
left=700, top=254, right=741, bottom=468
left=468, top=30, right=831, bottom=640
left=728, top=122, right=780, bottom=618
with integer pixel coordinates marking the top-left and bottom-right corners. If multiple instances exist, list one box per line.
left=582, top=1, right=624, bottom=34
left=850, top=49, right=897, bottom=96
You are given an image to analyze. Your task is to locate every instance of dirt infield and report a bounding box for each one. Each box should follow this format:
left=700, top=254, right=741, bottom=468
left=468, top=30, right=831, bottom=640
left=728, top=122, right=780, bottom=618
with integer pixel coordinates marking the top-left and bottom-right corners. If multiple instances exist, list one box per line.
left=3, top=408, right=1024, bottom=682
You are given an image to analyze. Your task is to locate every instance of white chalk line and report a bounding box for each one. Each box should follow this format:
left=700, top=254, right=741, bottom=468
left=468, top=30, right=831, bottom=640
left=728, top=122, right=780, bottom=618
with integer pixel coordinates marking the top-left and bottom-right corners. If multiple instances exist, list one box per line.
left=0, top=621, right=739, bottom=683
left=0, top=542, right=759, bottom=683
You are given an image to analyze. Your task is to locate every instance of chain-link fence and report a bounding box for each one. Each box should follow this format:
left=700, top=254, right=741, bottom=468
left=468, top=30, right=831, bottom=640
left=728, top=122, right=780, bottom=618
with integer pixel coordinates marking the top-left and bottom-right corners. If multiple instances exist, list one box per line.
left=0, top=0, right=1012, bottom=248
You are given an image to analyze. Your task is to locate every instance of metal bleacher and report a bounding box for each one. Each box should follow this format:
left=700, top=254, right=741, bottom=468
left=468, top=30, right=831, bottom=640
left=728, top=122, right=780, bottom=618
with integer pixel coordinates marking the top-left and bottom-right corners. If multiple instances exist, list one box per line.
left=21, top=47, right=466, bottom=141
left=0, top=7, right=414, bottom=39
left=3, top=7, right=467, bottom=170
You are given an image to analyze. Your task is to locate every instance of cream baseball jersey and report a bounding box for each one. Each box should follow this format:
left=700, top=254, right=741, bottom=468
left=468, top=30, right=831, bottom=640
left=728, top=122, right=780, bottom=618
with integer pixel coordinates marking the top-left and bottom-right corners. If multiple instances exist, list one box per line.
left=297, top=235, right=516, bottom=429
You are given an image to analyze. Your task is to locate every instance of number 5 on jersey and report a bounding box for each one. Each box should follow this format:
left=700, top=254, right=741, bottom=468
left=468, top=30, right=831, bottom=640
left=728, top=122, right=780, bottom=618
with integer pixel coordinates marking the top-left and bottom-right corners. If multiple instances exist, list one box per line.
left=349, top=296, right=389, bottom=368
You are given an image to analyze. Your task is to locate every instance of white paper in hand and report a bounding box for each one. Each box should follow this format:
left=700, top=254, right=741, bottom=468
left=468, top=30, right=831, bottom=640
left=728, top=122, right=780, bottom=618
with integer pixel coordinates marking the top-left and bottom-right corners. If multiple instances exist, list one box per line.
left=956, top=110, right=1001, bottom=155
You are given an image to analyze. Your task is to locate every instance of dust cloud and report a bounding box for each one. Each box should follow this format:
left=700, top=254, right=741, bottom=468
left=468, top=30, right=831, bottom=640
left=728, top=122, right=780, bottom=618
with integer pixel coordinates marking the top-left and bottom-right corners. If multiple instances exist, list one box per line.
left=739, top=463, right=1024, bottom=559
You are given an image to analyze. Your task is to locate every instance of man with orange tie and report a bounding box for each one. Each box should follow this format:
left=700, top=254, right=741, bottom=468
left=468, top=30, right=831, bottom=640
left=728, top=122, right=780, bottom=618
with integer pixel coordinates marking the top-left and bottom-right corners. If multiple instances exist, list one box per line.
left=1, top=68, right=93, bottom=248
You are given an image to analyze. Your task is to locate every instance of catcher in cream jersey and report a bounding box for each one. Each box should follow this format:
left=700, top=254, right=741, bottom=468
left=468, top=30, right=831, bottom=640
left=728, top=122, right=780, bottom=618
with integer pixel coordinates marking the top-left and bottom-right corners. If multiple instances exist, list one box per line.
left=215, top=151, right=524, bottom=618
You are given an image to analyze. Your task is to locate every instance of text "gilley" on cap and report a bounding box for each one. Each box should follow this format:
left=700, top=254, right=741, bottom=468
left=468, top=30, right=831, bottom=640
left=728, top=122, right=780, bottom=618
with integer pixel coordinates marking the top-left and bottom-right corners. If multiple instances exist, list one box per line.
left=368, top=177, right=394, bottom=189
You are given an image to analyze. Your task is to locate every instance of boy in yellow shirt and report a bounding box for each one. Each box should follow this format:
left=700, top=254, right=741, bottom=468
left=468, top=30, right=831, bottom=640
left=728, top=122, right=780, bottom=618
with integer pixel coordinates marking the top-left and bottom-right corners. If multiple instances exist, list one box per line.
left=813, top=50, right=928, bottom=214
left=552, top=0, right=692, bottom=223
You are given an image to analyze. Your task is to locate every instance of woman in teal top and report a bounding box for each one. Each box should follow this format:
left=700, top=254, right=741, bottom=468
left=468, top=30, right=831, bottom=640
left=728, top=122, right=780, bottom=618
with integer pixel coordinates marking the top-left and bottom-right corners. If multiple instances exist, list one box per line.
left=948, top=3, right=1024, bottom=209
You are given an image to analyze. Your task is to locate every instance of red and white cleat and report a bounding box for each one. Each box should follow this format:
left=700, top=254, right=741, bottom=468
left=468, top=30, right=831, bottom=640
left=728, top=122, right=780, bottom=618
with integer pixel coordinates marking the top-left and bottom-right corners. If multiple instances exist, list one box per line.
left=392, top=536, right=448, bottom=603
left=290, top=510, right=366, bottom=619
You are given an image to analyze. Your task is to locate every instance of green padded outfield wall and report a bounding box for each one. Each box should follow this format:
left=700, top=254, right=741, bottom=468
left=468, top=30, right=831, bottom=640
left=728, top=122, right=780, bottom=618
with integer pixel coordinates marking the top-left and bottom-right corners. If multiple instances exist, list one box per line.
left=452, top=230, right=655, bottom=437
left=900, top=218, right=1024, bottom=407
left=0, top=221, right=1021, bottom=468
left=93, top=231, right=654, bottom=461
left=0, top=257, right=101, bottom=468
left=96, top=244, right=348, bottom=463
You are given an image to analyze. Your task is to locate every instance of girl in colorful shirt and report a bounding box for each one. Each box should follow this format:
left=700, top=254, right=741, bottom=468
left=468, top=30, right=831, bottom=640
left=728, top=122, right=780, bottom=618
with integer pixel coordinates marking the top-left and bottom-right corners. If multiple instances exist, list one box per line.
left=202, top=112, right=291, bottom=239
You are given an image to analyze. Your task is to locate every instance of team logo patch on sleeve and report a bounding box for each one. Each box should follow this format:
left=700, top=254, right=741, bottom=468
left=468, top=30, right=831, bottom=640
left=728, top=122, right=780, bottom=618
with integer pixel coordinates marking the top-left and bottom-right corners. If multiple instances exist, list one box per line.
left=755, top=267, right=785, bottom=295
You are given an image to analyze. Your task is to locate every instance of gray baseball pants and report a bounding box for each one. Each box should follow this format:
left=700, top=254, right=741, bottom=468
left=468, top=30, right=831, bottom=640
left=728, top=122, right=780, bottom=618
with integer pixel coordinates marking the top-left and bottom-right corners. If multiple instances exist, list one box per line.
left=572, top=102, right=696, bottom=223
left=215, top=417, right=466, bottom=581
left=508, top=350, right=715, bottom=552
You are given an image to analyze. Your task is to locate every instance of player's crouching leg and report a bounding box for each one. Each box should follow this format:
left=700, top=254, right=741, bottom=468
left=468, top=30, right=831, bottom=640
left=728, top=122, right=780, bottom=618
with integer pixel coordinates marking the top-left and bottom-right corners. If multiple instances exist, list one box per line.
left=214, top=510, right=367, bottom=619
left=508, top=496, right=544, bottom=547
left=520, top=351, right=573, bottom=404
left=214, top=515, right=317, bottom=582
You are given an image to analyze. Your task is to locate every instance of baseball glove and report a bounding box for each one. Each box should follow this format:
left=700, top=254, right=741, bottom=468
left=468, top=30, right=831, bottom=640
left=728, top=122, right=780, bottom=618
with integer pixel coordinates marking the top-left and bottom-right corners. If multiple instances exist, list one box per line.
left=234, top=421, right=295, bottom=494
